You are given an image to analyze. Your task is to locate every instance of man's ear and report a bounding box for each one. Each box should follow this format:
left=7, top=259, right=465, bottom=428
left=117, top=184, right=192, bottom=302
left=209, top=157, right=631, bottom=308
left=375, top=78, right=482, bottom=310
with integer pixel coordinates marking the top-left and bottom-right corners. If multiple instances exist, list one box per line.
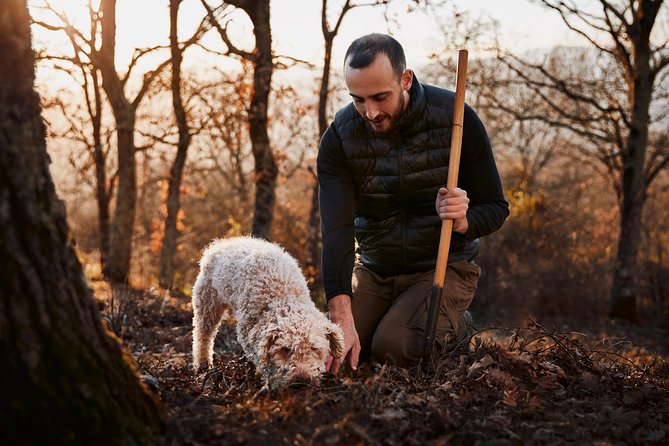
left=402, top=69, right=413, bottom=91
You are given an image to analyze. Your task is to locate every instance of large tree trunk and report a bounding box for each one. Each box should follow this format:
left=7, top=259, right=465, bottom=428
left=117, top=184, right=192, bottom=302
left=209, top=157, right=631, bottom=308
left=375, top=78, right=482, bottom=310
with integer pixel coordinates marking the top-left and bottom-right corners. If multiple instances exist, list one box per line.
left=0, top=2, right=165, bottom=443
left=159, top=0, right=192, bottom=289
left=246, top=0, right=277, bottom=239
left=609, top=36, right=653, bottom=322
left=98, top=0, right=137, bottom=283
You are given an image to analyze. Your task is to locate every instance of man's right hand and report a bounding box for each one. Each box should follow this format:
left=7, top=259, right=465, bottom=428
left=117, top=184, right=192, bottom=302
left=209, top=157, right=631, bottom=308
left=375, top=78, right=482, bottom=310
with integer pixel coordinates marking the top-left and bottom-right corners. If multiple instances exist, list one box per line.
left=325, top=294, right=361, bottom=375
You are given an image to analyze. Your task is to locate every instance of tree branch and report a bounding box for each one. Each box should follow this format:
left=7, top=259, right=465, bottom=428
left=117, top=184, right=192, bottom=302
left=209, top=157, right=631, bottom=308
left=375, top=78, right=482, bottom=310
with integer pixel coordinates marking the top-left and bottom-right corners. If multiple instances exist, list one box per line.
left=122, top=45, right=169, bottom=87
left=600, top=5, right=634, bottom=87
left=646, top=153, right=669, bottom=185
left=130, top=13, right=207, bottom=110
left=652, top=52, right=669, bottom=77
left=486, top=101, right=613, bottom=143
left=200, top=0, right=254, bottom=60
left=538, top=0, right=612, bottom=33
left=500, top=53, right=627, bottom=120
left=273, top=54, right=316, bottom=70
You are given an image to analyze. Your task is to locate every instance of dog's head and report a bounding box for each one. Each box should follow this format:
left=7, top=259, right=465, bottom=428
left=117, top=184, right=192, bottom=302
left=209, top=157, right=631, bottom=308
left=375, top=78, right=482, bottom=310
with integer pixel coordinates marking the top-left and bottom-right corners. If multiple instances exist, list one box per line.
left=257, top=316, right=344, bottom=388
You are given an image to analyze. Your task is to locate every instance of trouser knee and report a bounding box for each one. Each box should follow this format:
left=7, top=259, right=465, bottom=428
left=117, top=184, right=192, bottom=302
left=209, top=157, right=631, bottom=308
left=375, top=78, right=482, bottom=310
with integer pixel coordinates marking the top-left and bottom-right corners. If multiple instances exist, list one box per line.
left=371, top=332, right=422, bottom=366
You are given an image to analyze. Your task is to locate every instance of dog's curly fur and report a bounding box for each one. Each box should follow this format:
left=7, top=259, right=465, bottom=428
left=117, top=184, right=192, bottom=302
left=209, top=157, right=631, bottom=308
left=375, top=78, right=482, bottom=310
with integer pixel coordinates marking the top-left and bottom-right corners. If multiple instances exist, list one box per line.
left=192, top=236, right=344, bottom=387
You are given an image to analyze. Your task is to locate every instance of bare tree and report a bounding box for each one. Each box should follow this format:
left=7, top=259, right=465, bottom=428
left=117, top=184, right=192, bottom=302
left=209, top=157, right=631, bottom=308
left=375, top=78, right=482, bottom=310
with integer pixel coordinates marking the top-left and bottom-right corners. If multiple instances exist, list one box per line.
left=473, top=66, right=562, bottom=197
left=497, top=0, right=669, bottom=321
left=201, top=0, right=277, bottom=239
left=34, top=4, right=113, bottom=271
left=35, top=0, right=206, bottom=283
left=0, top=1, right=165, bottom=442
left=190, top=67, right=254, bottom=200
left=98, top=0, right=150, bottom=282
left=159, top=0, right=194, bottom=289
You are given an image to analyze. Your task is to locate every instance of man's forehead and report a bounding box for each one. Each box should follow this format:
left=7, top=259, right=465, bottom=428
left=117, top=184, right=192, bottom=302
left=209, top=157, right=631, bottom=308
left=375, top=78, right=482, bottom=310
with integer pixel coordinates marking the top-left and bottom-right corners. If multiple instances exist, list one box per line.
left=344, top=53, right=399, bottom=96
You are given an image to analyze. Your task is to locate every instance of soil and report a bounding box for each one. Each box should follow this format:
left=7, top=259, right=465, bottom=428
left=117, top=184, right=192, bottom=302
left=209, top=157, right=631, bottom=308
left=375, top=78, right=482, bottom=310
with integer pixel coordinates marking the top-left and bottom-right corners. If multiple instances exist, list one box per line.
left=96, top=281, right=669, bottom=446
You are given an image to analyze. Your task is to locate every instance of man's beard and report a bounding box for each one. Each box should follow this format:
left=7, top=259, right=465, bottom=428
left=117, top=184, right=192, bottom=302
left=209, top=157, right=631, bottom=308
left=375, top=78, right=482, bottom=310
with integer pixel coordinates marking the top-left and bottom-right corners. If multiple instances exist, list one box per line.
left=368, top=92, right=405, bottom=135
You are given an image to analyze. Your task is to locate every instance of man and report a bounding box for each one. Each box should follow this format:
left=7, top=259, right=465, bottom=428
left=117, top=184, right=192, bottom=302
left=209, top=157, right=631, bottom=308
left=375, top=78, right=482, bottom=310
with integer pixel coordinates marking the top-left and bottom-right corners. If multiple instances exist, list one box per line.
left=318, top=34, right=509, bottom=374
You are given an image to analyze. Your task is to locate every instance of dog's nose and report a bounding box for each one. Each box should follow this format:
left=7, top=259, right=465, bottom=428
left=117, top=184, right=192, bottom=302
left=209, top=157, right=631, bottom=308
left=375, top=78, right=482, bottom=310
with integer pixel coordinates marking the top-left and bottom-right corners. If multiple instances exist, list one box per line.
left=289, top=373, right=314, bottom=387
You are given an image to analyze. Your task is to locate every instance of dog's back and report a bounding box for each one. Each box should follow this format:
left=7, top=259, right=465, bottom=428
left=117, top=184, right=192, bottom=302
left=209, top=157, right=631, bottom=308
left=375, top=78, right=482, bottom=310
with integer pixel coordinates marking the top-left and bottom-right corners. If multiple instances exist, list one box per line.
left=195, top=237, right=309, bottom=308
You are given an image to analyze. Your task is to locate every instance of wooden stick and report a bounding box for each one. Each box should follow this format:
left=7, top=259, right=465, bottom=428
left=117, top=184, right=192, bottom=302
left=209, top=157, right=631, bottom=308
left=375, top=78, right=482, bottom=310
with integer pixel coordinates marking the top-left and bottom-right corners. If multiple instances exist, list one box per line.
left=424, top=49, right=469, bottom=356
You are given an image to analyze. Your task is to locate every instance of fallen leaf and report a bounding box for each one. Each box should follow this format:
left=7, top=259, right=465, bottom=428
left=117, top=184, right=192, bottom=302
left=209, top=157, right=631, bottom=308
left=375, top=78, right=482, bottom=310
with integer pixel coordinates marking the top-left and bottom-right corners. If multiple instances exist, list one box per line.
left=468, top=355, right=495, bottom=376
left=502, top=389, right=518, bottom=407
left=370, top=408, right=406, bottom=422
left=506, top=350, right=533, bottom=366
left=540, top=360, right=566, bottom=378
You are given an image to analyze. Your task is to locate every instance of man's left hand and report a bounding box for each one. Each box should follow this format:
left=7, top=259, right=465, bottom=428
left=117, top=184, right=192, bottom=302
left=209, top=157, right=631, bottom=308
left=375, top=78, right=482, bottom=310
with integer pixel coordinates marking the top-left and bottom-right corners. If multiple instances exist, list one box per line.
left=435, top=187, right=469, bottom=234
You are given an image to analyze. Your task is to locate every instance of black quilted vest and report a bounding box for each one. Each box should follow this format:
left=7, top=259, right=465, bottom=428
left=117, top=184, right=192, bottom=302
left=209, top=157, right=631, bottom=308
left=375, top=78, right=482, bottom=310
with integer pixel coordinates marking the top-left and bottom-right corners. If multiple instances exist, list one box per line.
left=331, top=76, right=477, bottom=276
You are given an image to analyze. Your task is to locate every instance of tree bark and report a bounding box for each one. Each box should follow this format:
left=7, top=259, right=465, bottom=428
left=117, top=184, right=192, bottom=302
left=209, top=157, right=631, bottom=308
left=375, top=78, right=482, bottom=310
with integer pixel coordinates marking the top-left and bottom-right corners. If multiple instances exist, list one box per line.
left=609, top=17, right=654, bottom=321
left=159, top=0, right=192, bottom=289
left=245, top=0, right=277, bottom=239
left=0, top=2, right=165, bottom=443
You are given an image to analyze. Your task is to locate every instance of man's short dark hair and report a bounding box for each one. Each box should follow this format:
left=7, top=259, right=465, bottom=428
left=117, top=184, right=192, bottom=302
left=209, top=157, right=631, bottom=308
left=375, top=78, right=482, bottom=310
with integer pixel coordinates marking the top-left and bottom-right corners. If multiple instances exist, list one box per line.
left=344, top=33, right=406, bottom=78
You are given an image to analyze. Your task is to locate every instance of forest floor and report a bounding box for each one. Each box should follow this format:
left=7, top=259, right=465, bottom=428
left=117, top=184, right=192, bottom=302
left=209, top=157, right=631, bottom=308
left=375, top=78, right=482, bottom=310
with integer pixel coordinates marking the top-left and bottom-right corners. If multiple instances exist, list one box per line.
left=94, top=280, right=669, bottom=446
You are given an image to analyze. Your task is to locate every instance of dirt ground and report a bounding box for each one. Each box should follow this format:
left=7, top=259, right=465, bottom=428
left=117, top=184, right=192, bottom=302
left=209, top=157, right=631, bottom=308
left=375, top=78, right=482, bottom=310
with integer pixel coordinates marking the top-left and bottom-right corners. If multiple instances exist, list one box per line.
left=96, top=281, right=669, bottom=445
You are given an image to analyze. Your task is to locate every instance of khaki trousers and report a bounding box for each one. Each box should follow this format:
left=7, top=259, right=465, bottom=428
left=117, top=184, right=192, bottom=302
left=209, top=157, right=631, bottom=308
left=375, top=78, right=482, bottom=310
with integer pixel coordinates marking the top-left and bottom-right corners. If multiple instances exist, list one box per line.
left=351, top=259, right=481, bottom=366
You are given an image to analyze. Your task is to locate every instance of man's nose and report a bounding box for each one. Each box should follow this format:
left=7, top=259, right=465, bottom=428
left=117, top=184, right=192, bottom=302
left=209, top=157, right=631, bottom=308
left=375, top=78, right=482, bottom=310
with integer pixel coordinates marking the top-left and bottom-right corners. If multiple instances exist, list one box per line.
left=365, top=103, right=379, bottom=120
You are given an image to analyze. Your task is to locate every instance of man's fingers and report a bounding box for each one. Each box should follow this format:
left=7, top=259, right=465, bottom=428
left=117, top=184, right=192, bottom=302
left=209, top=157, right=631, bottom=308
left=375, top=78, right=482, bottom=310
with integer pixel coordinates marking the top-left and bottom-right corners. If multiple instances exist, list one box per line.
left=331, top=357, right=342, bottom=375
left=439, top=205, right=467, bottom=215
left=439, top=203, right=468, bottom=216
left=350, top=343, right=361, bottom=371
left=437, top=189, right=468, bottom=210
left=440, top=187, right=467, bottom=198
left=326, top=355, right=342, bottom=375
left=440, top=196, right=469, bottom=206
left=438, top=192, right=469, bottom=220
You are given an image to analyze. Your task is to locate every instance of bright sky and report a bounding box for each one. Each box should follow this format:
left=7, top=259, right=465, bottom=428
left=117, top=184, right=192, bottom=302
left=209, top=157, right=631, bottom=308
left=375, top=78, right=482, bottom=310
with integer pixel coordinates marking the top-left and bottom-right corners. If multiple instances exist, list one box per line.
left=29, top=0, right=584, bottom=78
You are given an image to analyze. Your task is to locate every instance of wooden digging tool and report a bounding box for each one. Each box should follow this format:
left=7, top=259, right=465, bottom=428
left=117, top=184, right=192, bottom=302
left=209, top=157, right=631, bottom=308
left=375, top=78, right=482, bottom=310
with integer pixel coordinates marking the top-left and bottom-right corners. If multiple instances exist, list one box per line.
left=424, top=49, right=469, bottom=358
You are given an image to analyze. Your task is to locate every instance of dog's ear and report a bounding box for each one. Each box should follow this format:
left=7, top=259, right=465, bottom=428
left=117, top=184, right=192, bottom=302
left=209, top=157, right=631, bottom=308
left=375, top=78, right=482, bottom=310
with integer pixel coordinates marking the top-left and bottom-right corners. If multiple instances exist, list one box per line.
left=260, top=330, right=280, bottom=364
left=326, top=323, right=345, bottom=359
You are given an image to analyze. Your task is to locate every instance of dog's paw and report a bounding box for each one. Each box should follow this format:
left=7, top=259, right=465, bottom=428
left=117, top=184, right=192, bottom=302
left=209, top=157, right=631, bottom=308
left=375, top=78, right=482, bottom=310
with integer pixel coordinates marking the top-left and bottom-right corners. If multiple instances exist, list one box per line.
left=193, top=360, right=209, bottom=376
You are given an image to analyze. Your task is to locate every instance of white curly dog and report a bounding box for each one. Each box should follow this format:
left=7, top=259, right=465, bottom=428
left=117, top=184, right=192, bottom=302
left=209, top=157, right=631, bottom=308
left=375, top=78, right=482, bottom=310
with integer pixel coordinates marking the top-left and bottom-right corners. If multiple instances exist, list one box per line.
left=192, top=236, right=344, bottom=387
